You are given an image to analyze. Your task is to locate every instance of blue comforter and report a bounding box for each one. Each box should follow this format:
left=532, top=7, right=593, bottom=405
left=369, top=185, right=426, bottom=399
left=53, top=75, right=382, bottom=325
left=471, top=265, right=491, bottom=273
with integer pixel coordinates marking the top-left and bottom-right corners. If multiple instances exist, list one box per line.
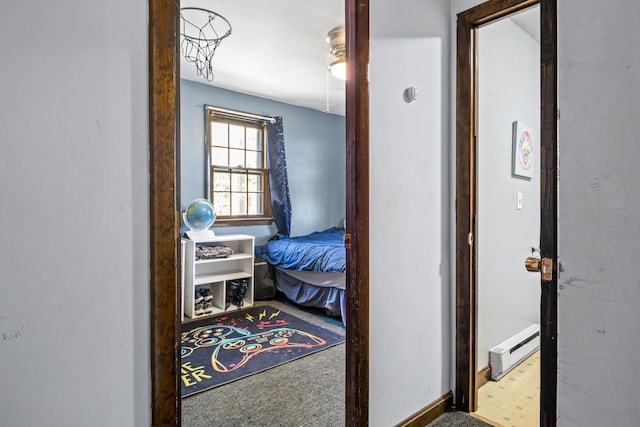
left=262, top=227, right=346, bottom=272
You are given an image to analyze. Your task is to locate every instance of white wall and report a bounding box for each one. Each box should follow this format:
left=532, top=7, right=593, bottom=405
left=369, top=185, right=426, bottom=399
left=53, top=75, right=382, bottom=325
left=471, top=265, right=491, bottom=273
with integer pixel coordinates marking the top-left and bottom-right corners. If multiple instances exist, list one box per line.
left=476, top=17, right=541, bottom=370
left=0, top=1, right=149, bottom=426
left=558, top=1, right=640, bottom=425
left=369, top=0, right=451, bottom=424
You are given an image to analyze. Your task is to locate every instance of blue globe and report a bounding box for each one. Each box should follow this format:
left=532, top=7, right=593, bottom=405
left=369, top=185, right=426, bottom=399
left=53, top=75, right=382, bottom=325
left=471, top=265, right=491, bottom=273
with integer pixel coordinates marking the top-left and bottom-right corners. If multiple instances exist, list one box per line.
left=183, top=199, right=216, bottom=231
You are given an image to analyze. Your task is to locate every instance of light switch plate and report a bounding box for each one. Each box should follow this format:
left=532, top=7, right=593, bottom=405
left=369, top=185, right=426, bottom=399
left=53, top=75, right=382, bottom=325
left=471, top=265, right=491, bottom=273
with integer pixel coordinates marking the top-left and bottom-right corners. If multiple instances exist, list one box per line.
left=517, top=192, right=523, bottom=210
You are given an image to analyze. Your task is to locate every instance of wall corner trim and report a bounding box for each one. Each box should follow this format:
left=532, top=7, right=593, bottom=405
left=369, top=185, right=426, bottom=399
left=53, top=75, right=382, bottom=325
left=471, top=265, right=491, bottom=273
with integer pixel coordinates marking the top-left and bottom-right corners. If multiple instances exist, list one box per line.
left=394, top=391, right=454, bottom=427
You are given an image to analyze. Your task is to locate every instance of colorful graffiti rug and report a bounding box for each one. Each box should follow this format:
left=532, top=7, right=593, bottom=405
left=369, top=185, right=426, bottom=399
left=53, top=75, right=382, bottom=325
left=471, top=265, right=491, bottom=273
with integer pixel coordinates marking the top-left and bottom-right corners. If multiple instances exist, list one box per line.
left=180, top=305, right=344, bottom=397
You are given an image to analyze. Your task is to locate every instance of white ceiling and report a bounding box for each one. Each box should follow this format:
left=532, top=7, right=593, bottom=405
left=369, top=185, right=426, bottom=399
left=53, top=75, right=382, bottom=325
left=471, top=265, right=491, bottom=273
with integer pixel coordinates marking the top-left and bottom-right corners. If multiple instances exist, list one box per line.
left=179, top=2, right=538, bottom=118
left=180, top=0, right=346, bottom=115
left=510, top=6, right=540, bottom=43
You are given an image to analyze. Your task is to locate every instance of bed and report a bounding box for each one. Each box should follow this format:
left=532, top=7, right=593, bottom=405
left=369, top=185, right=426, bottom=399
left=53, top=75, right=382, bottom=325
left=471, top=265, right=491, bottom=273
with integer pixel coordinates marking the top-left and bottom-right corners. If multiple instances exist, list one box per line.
left=261, top=227, right=346, bottom=324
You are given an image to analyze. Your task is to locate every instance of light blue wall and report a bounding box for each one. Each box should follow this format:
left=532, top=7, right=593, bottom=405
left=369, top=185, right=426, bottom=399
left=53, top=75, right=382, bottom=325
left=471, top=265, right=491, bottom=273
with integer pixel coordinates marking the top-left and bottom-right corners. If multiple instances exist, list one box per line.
left=558, top=1, right=640, bottom=425
left=369, top=0, right=452, bottom=423
left=1, top=1, right=150, bottom=425
left=180, top=79, right=346, bottom=245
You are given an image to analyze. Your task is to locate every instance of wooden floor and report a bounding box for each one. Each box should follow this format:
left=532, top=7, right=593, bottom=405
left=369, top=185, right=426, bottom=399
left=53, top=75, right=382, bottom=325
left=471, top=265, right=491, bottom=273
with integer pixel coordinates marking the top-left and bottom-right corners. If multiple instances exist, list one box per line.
left=472, top=351, right=540, bottom=427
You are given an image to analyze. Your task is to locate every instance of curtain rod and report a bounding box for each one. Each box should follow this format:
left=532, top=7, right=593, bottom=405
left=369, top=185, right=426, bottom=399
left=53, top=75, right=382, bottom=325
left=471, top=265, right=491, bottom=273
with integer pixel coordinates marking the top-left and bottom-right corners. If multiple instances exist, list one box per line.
left=206, top=105, right=276, bottom=124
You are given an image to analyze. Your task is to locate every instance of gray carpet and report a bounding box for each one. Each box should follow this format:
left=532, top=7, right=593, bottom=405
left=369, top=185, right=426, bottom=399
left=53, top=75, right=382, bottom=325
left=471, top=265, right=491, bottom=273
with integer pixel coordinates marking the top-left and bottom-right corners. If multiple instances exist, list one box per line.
left=426, top=412, right=492, bottom=427
left=181, top=297, right=346, bottom=427
left=181, top=297, right=490, bottom=427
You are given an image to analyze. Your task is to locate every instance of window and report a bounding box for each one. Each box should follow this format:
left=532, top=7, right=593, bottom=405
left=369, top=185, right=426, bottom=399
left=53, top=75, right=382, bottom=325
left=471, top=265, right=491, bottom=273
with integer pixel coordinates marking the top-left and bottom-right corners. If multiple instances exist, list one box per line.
left=205, top=106, right=273, bottom=226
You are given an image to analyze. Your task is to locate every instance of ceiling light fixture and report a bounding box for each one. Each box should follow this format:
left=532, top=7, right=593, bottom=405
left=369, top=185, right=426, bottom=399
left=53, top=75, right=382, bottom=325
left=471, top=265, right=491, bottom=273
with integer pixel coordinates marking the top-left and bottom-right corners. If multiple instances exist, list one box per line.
left=180, top=7, right=232, bottom=82
left=326, top=26, right=346, bottom=80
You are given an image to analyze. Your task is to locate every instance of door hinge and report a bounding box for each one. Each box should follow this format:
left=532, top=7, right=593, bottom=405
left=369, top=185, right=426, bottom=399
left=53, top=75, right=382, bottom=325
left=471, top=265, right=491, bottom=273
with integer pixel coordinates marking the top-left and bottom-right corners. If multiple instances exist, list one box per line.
left=467, top=232, right=474, bottom=246
left=344, top=233, right=352, bottom=249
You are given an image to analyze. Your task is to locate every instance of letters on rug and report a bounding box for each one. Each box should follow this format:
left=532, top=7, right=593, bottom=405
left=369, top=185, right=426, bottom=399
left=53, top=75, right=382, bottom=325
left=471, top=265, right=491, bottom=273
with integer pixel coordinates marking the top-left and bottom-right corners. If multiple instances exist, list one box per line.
left=181, top=305, right=344, bottom=397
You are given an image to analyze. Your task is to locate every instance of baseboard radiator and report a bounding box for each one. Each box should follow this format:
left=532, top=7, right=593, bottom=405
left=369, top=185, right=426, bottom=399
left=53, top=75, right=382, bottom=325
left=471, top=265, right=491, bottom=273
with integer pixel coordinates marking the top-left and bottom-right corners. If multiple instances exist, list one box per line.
left=489, top=323, right=540, bottom=381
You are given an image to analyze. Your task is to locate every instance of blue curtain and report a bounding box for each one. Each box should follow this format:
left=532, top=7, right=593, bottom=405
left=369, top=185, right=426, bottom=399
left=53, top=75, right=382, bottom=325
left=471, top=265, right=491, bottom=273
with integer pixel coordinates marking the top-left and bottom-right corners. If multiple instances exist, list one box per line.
left=267, top=117, right=292, bottom=237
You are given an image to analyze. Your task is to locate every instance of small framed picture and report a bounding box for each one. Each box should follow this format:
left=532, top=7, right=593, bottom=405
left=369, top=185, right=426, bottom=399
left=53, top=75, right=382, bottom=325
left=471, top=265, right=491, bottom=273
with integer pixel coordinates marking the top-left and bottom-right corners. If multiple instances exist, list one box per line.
left=512, top=121, right=535, bottom=179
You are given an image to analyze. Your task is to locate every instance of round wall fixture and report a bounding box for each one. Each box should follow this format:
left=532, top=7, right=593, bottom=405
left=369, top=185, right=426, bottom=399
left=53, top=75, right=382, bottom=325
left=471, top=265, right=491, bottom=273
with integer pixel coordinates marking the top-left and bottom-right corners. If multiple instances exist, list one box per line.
left=404, top=86, right=420, bottom=103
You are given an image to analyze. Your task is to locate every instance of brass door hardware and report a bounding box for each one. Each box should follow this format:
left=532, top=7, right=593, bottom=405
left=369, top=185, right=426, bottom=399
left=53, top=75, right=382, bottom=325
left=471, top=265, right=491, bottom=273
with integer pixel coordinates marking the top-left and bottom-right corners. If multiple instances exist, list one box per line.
left=525, top=257, right=553, bottom=282
left=344, top=233, right=352, bottom=249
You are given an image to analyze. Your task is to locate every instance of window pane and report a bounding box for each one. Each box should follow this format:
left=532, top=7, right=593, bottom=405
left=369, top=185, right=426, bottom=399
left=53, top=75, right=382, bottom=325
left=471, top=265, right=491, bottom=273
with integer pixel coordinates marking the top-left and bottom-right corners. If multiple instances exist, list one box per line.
left=211, top=122, right=228, bottom=147
left=247, top=173, right=261, bottom=192
left=212, top=147, right=228, bottom=166
left=229, top=125, right=245, bottom=149
left=246, top=128, right=259, bottom=151
left=246, top=149, right=261, bottom=168
left=231, top=172, right=247, bottom=191
left=229, top=149, right=245, bottom=167
left=213, top=171, right=230, bottom=191
left=248, top=193, right=262, bottom=215
left=232, top=193, right=247, bottom=215
left=213, top=192, right=230, bottom=216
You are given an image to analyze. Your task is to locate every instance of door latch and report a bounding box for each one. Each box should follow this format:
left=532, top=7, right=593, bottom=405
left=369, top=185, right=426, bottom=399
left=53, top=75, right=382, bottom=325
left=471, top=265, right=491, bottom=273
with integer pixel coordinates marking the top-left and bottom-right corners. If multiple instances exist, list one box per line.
left=525, top=257, right=553, bottom=282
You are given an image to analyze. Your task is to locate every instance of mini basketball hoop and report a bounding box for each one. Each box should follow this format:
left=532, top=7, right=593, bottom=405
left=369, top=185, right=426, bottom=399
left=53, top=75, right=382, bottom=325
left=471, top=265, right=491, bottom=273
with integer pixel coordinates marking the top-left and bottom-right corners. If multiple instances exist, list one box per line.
left=180, top=7, right=232, bottom=82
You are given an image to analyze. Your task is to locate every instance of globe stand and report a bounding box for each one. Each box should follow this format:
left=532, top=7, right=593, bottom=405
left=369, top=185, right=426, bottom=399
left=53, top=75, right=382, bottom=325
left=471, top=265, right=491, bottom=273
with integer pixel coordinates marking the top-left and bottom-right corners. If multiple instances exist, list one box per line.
left=185, top=229, right=216, bottom=241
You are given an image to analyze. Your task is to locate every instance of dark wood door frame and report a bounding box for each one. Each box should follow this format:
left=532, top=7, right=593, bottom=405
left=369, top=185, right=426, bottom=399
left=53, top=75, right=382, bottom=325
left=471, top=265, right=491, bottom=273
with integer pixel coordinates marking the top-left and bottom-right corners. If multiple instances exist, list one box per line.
left=455, top=1, right=557, bottom=426
left=345, top=1, right=370, bottom=425
left=148, top=0, right=370, bottom=425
